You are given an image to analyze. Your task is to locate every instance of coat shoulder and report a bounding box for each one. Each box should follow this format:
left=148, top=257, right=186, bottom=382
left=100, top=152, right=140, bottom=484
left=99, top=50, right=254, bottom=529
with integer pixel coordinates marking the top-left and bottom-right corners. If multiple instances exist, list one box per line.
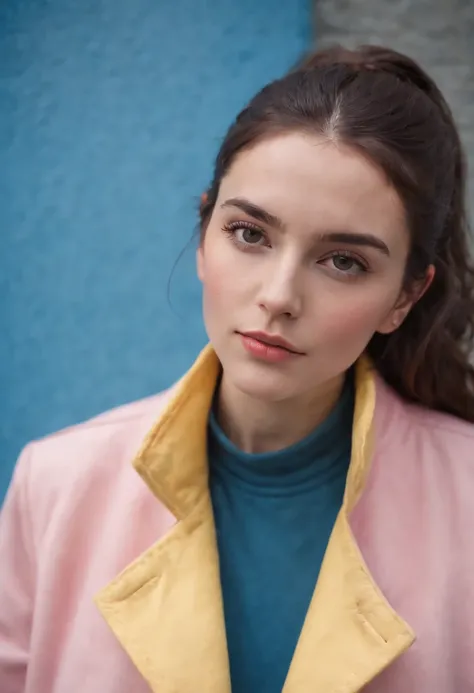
left=374, top=374, right=474, bottom=478
left=376, top=372, right=474, bottom=437
left=5, top=387, right=178, bottom=543
left=25, top=387, right=176, bottom=474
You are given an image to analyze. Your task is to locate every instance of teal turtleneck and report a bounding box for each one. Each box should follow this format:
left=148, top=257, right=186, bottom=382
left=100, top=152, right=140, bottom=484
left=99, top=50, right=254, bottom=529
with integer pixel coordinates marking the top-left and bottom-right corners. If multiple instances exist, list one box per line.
left=208, top=376, right=354, bottom=693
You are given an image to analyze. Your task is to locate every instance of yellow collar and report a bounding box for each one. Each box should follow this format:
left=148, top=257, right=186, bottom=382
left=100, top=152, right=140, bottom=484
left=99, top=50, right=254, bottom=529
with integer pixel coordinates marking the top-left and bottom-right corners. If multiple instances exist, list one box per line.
left=96, top=345, right=414, bottom=692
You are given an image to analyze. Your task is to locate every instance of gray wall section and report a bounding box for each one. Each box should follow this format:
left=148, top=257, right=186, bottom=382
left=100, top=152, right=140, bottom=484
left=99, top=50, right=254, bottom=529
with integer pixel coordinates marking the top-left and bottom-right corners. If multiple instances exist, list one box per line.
left=315, top=0, right=474, bottom=211
left=1, top=1, right=310, bottom=499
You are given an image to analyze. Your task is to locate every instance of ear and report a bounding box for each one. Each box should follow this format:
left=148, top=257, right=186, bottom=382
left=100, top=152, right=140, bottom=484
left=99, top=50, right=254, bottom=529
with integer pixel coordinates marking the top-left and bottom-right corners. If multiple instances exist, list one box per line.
left=378, top=264, right=435, bottom=334
left=196, top=245, right=205, bottom=283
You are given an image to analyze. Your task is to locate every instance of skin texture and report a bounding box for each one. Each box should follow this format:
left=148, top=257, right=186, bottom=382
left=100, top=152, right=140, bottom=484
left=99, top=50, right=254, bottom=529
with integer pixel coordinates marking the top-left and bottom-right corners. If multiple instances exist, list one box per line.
left=197, top=132, right=433, bottom=453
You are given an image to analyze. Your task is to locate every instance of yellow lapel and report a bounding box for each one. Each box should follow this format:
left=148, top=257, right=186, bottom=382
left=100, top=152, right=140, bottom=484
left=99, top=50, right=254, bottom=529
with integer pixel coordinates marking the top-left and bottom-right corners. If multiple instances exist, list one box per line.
left=95, top=347, right=231, bottom=693
left=95, top=347, right=415, bottom=693
left=283, top=357, right=414, bottom=692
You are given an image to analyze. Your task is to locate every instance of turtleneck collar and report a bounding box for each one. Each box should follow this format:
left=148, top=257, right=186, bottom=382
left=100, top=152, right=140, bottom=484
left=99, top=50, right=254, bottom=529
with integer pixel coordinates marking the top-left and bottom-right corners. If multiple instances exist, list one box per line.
left=208, top=373, right=354, bottom=493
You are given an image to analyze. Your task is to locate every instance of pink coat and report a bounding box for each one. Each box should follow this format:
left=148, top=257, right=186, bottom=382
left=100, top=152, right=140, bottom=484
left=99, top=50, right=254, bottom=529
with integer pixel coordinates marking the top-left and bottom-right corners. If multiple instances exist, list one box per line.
left=1, top=346, right=474, bottom=692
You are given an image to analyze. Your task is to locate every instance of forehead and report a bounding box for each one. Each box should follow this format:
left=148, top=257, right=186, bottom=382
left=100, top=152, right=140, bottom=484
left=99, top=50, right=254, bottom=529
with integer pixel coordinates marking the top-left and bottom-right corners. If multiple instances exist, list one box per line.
left=217, top=132, right=408, bottom=248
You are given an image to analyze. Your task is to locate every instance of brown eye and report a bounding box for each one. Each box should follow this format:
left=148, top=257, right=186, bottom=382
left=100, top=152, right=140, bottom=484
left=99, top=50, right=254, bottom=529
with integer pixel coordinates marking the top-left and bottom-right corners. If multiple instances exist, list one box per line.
left=239, top=227, right=265, bottom=244
left=319, top=252, right=367, bottom=277
left=332, top=255, right=356, bottom=271
left=222, top=221, right=269, bottom=249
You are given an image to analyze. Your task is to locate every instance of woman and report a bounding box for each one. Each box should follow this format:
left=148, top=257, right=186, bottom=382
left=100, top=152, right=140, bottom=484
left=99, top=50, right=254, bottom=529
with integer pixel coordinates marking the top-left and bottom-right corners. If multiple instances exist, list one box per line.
left=1, top=44, right=474, bottom=693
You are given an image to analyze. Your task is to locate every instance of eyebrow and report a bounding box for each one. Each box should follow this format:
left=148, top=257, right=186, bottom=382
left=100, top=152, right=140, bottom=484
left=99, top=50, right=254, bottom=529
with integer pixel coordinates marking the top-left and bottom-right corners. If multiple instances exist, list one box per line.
left=319, top=231, right=390, bottom=256
left=221, top=197, right=284, bottom=229
left=221, top=196, right=390, bottom=257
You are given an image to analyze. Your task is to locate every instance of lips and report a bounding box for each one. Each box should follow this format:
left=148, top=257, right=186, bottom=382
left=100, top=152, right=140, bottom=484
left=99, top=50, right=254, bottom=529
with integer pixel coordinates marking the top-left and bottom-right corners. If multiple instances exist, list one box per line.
left=238, top=331, right=303, bottom=355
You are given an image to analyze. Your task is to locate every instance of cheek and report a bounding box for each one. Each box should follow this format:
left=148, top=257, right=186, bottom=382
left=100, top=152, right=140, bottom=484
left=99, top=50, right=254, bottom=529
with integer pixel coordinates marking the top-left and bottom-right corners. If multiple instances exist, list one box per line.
left=314, top=288, right=397, bottom=347
left=200, top=243, right=243, bottom=318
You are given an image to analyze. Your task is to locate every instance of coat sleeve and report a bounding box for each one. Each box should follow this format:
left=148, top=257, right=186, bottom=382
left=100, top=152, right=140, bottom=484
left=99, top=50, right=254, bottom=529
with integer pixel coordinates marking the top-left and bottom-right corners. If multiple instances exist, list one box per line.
left=0, top=446, right=36, bottom=693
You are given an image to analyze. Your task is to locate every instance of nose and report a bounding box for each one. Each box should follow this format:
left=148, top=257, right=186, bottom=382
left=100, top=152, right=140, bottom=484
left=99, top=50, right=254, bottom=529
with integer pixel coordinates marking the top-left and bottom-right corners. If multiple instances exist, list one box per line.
left=257, top=261, right=303, bottom=320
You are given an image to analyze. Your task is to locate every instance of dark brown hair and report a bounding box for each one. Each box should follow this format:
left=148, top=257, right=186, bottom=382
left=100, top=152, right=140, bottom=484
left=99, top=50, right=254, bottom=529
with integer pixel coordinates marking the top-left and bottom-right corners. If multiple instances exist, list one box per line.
left=199, top=45, right=474, bottom=422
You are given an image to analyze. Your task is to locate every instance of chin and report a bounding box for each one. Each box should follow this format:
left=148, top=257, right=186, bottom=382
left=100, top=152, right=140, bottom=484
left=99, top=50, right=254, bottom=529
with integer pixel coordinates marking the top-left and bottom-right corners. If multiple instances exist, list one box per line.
left=226, top=361, right=300, bottom=403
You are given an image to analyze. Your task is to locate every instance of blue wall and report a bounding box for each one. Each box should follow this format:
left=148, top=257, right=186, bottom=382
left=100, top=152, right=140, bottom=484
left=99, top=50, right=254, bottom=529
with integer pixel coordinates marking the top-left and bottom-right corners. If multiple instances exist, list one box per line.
left=1, top=1, right=310, bottom=499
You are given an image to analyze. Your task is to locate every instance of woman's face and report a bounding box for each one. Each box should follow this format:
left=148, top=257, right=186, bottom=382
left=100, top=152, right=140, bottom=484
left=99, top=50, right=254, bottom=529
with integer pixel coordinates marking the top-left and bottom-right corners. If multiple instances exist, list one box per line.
left=197, top=131, right=414, bottom=403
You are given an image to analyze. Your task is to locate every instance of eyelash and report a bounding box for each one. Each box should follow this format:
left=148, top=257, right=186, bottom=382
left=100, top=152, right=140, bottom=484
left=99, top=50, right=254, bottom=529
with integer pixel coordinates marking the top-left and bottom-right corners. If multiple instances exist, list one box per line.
left=222, top=221, right=268, bottom=248
left=221, top=221, right=369, bottom=276
left=324, top=250, right=369, bottom=276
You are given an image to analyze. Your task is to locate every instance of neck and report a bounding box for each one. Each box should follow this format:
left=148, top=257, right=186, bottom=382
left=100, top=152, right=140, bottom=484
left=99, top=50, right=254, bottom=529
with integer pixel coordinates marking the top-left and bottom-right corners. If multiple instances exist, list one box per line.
left=216, top=373, right=345, bottom=454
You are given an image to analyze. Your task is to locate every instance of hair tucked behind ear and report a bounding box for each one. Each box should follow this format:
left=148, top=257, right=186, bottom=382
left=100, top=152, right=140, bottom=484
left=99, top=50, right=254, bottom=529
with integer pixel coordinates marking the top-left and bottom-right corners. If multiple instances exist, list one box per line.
left=367, top=151, right=474, bottom=419
left=200, top=44, right=474, bottom=422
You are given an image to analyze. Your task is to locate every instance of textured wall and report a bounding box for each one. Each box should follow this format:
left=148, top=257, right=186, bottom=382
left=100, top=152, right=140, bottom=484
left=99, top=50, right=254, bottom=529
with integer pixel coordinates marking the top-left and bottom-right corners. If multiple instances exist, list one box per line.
left=1, top=1, right=310, bottom=499
left=316, top=0, right=474, bottom=212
